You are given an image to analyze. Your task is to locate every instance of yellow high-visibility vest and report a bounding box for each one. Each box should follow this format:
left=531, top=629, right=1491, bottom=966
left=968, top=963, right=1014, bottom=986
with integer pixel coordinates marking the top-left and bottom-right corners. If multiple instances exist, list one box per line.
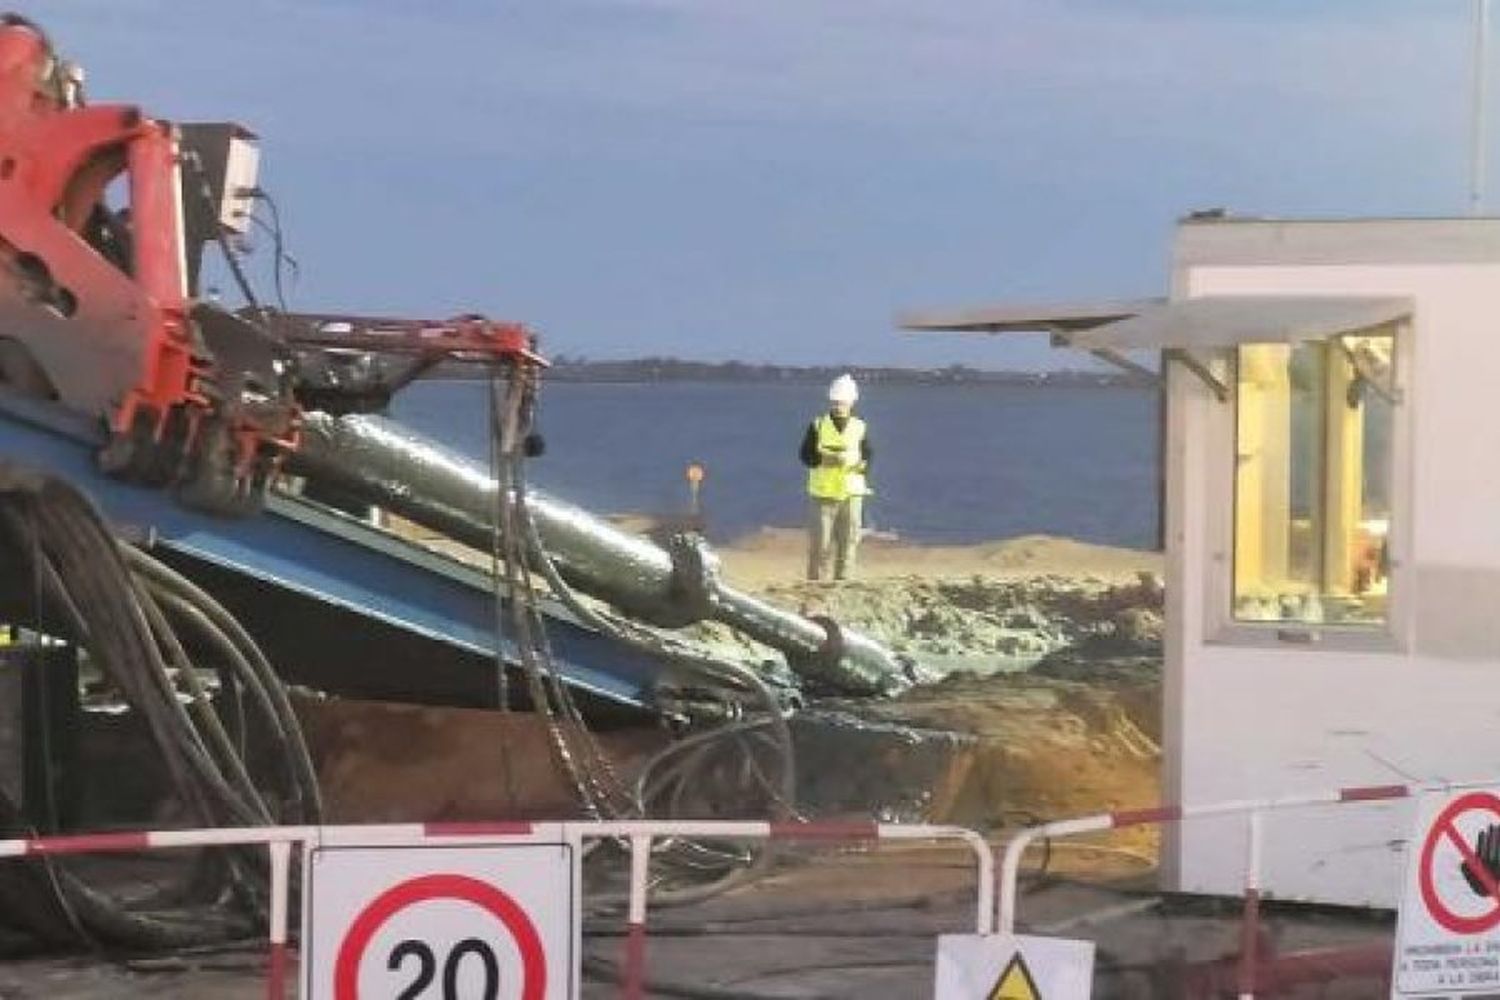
left=806, top=414, right=868, bottom=500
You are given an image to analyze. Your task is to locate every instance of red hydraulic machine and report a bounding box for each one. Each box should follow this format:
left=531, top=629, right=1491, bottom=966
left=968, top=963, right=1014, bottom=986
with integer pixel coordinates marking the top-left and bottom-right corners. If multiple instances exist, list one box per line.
left=0, top=13, right=541, bottom=513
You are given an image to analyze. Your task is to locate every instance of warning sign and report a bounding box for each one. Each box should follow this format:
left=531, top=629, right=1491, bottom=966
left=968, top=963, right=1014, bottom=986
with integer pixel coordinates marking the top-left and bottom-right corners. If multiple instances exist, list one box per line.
left=935, top=933, right=1093, bottom=999
left=988, top=952, right=1042, bottom=998
left=1394, top=787, right=1500, bottom=997
left=302, top=835, right=577, bottom=999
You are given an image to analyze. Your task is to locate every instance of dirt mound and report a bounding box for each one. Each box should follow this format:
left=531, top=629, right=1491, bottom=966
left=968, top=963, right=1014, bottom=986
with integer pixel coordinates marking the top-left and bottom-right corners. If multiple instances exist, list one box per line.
left=718, top=530, right=1161, bottom=586
left=799, top=670, right=1161, bottom=837
left=713, top=537, right=1168, bottom=833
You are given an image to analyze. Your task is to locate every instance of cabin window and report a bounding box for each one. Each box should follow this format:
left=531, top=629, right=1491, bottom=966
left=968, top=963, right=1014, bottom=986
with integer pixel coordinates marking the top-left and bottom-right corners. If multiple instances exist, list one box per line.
left=1231, top=331, right=1395, bottom=626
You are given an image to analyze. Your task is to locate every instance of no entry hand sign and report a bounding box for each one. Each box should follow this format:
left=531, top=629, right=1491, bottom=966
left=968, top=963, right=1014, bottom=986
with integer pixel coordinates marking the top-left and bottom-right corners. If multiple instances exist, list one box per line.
left=302, top=829, right=577, bottom=999
left=1395, top=788, right=1500, bottom=997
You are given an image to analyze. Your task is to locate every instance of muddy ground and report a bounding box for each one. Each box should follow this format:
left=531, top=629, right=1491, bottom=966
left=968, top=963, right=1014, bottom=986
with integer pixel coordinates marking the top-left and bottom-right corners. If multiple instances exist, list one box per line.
left=0, top=531, right=1195, bottom=997
left=374, top=521, right=1169, bottom=833
left=0, top=531, right=1405, bottom=996
left=703, top=531, right=1167, bottom=838
left=308, top=528, right=1168, bottom=839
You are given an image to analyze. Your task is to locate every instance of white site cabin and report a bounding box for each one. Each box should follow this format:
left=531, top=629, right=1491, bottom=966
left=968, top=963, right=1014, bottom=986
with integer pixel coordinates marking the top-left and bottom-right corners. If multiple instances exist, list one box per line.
left=904, top=215, right=1500, bottom=908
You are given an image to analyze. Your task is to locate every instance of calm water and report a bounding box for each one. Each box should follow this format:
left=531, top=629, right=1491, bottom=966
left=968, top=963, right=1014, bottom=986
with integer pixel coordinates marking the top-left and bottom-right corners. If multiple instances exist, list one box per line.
left=391, top=380, right=1161, bottom=548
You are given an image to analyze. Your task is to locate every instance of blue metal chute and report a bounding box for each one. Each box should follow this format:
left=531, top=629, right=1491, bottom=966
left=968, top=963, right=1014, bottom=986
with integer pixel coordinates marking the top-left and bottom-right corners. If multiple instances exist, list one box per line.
left=0, top=388, right=664, bottom=711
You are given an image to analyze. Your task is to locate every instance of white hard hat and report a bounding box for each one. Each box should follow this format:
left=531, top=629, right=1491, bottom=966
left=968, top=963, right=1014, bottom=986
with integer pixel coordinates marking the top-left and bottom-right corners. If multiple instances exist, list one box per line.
left=828, top=373, right=859, bottom=403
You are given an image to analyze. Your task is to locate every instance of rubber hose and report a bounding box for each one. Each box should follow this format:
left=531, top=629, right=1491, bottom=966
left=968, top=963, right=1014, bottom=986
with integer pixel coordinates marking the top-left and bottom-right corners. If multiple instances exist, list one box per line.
left=145, top=584, right=306, bottom=822
left=121, top=547, right=322, bottom=821
left=133, top=580, right=271, bottom=822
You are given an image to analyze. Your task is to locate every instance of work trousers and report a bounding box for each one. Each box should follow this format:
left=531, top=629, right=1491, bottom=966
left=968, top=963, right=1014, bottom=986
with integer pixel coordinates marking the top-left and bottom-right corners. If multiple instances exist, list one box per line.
left=806, top=495, right=863, bottom=581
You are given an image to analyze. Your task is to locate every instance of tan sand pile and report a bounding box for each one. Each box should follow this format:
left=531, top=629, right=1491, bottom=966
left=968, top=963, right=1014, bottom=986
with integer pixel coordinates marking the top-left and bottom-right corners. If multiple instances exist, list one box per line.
left=718, top=528, right=1161, bottom=587
left=771, top=573, right=1161, bottom=664
left=681, top=533, right=1165, bottom=675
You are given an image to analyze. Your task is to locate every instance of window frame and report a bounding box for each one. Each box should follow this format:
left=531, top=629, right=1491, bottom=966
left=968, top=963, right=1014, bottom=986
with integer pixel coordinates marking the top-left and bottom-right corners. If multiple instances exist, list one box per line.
left=1202, top=320, right=1413, bottom=653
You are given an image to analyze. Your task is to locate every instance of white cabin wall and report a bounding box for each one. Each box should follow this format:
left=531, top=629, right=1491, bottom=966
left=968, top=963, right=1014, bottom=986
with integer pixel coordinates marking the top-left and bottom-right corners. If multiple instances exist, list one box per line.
left=1166, top=260, right=1500, bottom=906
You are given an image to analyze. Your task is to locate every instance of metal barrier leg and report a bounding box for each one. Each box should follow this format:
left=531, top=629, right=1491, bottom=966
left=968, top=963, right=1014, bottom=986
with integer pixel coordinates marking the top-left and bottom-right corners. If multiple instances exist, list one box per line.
left=622, top=834, right=651, bottom=1000
left=1235, top=811, right=1263, bottom=1000
left=267, top=840, right=292, bottom=1000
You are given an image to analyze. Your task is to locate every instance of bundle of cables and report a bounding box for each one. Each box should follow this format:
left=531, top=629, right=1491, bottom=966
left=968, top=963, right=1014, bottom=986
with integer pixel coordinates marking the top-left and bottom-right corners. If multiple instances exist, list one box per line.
left=484, top=364, right=801, bottom=908
left=0, top=464, right=319, bottom=951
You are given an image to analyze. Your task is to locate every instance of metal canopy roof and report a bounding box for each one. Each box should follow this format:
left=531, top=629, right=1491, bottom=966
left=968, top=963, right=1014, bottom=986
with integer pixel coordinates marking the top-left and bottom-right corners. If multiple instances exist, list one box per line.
left=1070, top=295, right=1413, bottom=351
left=898, top=299, right=1163, bottom=333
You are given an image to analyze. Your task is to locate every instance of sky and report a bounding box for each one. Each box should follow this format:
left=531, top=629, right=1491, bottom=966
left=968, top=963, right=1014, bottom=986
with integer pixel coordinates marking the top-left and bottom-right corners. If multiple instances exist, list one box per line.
left=38, top=1, right=1486, bottom=368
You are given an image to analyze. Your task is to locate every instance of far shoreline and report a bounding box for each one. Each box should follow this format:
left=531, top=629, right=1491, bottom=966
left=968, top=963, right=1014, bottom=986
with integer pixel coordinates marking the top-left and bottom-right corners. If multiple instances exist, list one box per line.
left=428, top=360, right=1156, bottom=389
left=600, top=516, right=1163, bottom=587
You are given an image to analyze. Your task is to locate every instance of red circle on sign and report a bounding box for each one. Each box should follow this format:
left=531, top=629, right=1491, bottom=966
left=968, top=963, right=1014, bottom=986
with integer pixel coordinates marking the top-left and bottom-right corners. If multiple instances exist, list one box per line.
left=1418, top=791, right=1500, bottom=935
left=333, top=872, right=547, bottom=1000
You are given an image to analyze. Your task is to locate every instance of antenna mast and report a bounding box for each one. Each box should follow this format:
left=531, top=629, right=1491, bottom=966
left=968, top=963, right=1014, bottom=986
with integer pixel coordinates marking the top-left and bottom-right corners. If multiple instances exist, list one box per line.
left=1472, top=0, right=1491, bottom=214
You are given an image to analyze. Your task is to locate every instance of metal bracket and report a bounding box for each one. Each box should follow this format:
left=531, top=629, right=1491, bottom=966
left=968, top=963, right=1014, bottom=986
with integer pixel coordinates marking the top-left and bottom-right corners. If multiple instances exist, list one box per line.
left=1088, top=347, right=1158, bottom=382
left=1164, top=348, right=1229, bottom=402
left=1336, top=339, right=1402, bottom=406
left=1046, top=327, right=1161, bottom=384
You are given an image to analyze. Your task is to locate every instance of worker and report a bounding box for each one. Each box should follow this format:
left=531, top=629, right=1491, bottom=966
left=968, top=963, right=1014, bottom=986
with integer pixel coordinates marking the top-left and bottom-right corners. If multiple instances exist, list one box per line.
left=799, top=373, right=871, bottom=581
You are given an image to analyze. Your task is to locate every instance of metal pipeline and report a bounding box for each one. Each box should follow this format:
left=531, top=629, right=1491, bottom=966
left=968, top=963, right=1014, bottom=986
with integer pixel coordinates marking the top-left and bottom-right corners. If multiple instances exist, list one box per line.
left=287, top=412, right=911, bottom=696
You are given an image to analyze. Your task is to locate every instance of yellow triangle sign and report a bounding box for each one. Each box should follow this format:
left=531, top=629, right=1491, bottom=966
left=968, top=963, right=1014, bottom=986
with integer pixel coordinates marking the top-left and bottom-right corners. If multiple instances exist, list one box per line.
left=987, top=952, right=1042, bottom=1000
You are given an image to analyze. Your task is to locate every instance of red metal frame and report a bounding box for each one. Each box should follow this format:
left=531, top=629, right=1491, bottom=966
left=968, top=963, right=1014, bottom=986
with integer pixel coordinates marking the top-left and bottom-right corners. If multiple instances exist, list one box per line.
left=0, top=19, right=546, bottom=511
left=0, top=21, right=207, bottom=436
left=277, top=312, right=546, bottom=368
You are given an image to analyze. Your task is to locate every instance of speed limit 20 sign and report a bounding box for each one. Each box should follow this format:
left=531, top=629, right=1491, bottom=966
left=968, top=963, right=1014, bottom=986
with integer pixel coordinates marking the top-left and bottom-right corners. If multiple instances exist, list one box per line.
left=302, top=830, right=578, bottom=999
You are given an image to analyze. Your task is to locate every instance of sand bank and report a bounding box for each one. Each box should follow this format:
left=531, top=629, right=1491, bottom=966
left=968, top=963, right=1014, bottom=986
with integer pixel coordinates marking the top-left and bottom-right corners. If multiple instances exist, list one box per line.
left=717, top=527, right=1161, bottom=587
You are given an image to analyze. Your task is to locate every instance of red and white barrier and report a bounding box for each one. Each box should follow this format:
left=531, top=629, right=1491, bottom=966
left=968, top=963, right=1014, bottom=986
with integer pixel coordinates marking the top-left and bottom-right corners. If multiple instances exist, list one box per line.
left=995, top=778, right=1500, bottom=1000
left=0, top=818, right=993, bottom=999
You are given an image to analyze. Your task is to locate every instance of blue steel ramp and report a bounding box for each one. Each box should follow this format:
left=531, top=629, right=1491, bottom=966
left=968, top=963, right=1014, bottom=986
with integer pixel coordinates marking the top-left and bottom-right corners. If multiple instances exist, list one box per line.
left=0, top=389, right=663, bottom=712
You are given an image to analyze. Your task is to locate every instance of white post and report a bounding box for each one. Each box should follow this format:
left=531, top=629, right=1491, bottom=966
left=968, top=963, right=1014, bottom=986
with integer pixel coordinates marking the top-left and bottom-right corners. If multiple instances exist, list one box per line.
left=996, top=816, right=1114, bottom=935
left=997, top=828, right=1040, bottom=937
left=1236, top=811, right=1265, bottom=1000
left=970, top=832, right=996, bottom=935
left=266, top=839, right=292, bottom=1000
left=623, top=834, right=652, bottom=1000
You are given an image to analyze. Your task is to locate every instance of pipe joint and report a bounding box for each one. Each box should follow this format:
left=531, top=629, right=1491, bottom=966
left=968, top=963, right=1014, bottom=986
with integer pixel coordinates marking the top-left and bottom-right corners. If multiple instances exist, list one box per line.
left=665, top=532, right=721, bottom=625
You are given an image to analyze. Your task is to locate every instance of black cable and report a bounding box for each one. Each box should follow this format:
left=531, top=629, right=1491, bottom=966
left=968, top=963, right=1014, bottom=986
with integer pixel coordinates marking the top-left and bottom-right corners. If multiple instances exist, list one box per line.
left=491, top=362, right=625, bottom=819
left=486, top=367, right=511, bottom=715
left=179, top=152, right=262, bottom=317
left=515, top=500, right=798, bottom=902
left=482, top=361, right=794, bottom=909
left=132, top=580, right=270, bottom=824
left=145, top=587, right=289, bottom=805
left=122, top=548, right=322, bottom=823
left=516, top=514, right=798, bottom=902
left=0, top=472, right=320, bottom=950
left=0, top=508, right=240, bottom=945
left=42, top=499, right=273, bottom=907
left=248, top=192, right=298, bottom=314
left=20, top=502, right=60, bottom=831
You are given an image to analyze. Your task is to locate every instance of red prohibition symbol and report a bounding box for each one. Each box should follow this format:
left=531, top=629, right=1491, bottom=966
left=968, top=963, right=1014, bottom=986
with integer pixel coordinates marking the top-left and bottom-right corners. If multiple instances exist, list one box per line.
left=1419, top=792, right=1500, bottom=935
left=333, top=873, right=548, bottom=1000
